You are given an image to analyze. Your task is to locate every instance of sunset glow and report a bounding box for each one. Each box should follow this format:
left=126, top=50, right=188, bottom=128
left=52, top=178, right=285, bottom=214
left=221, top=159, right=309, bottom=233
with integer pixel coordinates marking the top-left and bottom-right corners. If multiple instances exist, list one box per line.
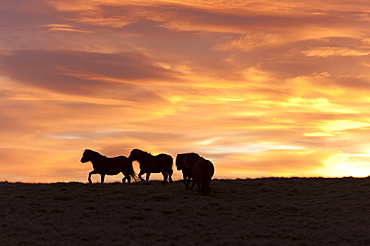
left=2, top=0, right=370, bottom=182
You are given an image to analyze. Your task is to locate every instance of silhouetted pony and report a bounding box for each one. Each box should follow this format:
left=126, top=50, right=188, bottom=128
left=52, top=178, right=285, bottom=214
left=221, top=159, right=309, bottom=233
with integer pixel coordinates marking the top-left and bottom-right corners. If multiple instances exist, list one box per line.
left=184, top=153, right=214, bottom=195
left=80, top=149, right=137, bottom=184
left=128, top=149, right=173, bottom=184
left=176, top=153, right=200, bottom=190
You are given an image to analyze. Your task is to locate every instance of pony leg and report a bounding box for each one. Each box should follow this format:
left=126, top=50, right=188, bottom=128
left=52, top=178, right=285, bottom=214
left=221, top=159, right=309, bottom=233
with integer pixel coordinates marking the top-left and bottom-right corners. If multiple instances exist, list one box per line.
left=161, top=172, right=168, bottom=185
left=202, top=181, right=207, bottom=195
left=88, top=171, right=97, bottom=183
left=197, top=181, right=202, bottom=194
left=138, top=171, right=145, bottom=182
left=204, top=181, right=210, bottom=195
left=186, top=177, right=191, bottom=189
left=168, top=170, right=173, bottom=184
left=124, top=175, right=131, bottom=183
left=189, top=179, right=196, bottom=190
left=100, top=174, right=105, bottom=183
left=183, top=174, right=188, bottom=188
left=121, top=172, right=128, bottom=183
left=146, top=173, right=151, bottom=182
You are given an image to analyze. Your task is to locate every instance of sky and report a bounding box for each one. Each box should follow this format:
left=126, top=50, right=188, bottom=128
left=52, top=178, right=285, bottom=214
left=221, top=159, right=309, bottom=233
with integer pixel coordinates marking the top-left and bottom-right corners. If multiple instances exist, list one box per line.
left=1, top=0, right=370, bottom=182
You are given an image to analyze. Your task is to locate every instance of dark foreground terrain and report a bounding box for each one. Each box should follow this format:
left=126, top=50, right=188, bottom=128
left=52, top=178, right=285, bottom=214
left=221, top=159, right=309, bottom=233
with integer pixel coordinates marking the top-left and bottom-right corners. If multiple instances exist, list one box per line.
left=1, top=178, right=370, bottom=245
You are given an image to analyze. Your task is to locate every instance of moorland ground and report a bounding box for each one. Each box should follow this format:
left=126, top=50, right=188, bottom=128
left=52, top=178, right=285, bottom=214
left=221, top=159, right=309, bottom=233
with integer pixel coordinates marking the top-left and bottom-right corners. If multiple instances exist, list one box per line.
left=1, top=178, right=370, bottom=245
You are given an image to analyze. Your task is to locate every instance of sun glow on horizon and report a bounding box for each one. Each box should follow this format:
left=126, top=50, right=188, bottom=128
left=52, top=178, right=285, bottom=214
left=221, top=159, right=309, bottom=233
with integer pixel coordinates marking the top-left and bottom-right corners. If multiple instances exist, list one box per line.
left=318, top=153, right=370, bottom=178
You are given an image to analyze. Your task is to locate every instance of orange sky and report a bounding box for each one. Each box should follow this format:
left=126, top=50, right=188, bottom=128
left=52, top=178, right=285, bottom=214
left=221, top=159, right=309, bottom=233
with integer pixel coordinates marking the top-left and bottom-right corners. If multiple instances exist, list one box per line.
left=1, top=0, right=370, bottom=182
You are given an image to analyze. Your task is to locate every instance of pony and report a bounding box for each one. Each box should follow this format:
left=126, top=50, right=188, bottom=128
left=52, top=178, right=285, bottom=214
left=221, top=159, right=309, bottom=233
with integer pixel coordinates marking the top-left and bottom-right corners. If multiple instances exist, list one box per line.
left=128, top=149, right=173, bottom=184
left=80, top=149, right=137, bottom=184
left=176, top=153, right=201, bottom=190
left=192, top=158, right=215, bottom=195
left=183, top=153, right=214, bottom=195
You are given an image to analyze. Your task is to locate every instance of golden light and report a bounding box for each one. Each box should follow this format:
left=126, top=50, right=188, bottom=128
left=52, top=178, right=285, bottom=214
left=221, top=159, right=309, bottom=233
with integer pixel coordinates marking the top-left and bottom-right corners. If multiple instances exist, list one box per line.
left=2, top=0, right=370, bottom=182
left=319, top=153, right=370, bottom=177
left=318, top=120, right=370, bottom=133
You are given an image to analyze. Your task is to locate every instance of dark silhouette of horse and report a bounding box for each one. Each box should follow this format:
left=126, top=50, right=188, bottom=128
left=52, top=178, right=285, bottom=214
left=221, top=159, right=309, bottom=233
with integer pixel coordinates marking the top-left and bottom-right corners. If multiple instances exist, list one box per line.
left=183, top=153, right=214, bottom=195
left=128, top=149, right=173, bottom=184
left=80, top=149, right=137, bottom=184
left=192, top=158, right=214, bottom=195
left=176, top=153, right=201, bottom=190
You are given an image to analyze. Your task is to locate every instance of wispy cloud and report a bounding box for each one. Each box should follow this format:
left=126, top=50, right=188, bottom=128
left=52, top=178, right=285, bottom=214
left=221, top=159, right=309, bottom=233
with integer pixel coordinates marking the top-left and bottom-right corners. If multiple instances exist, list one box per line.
left=44, top=24, right=93, bottom=33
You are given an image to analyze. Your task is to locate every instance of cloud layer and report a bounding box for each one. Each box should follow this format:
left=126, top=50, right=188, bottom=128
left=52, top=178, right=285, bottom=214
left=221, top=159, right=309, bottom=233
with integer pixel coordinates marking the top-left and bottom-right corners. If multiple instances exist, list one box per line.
left=1, top=0, right=370, bottom=182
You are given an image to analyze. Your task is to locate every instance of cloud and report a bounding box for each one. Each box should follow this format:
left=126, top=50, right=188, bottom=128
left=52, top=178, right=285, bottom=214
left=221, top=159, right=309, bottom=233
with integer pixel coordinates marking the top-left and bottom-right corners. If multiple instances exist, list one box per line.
left=303, top=47, right=370, bottom=57
left=44, top=24, right=93, bottom=33
left=0, top=50, right=182, bottom=102
left=49, top=2, right=356, bottom=33
left=1, top=0, right=370, bottom=182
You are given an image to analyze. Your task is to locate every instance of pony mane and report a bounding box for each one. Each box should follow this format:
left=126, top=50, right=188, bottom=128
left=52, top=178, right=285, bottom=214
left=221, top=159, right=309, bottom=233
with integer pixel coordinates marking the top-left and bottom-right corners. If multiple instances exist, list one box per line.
left=132, top=149, right=152, bottom=156
left=84, top=149, right=106, bottom=158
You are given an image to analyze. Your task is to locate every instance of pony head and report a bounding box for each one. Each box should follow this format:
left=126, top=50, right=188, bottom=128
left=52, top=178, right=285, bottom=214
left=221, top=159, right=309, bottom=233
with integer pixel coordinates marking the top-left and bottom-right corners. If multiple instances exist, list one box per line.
left=81, top=149, right=95, bottom=163
left=176, top=153, right=187, bottom=170
left=128, top=149, right=142, bottom=161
